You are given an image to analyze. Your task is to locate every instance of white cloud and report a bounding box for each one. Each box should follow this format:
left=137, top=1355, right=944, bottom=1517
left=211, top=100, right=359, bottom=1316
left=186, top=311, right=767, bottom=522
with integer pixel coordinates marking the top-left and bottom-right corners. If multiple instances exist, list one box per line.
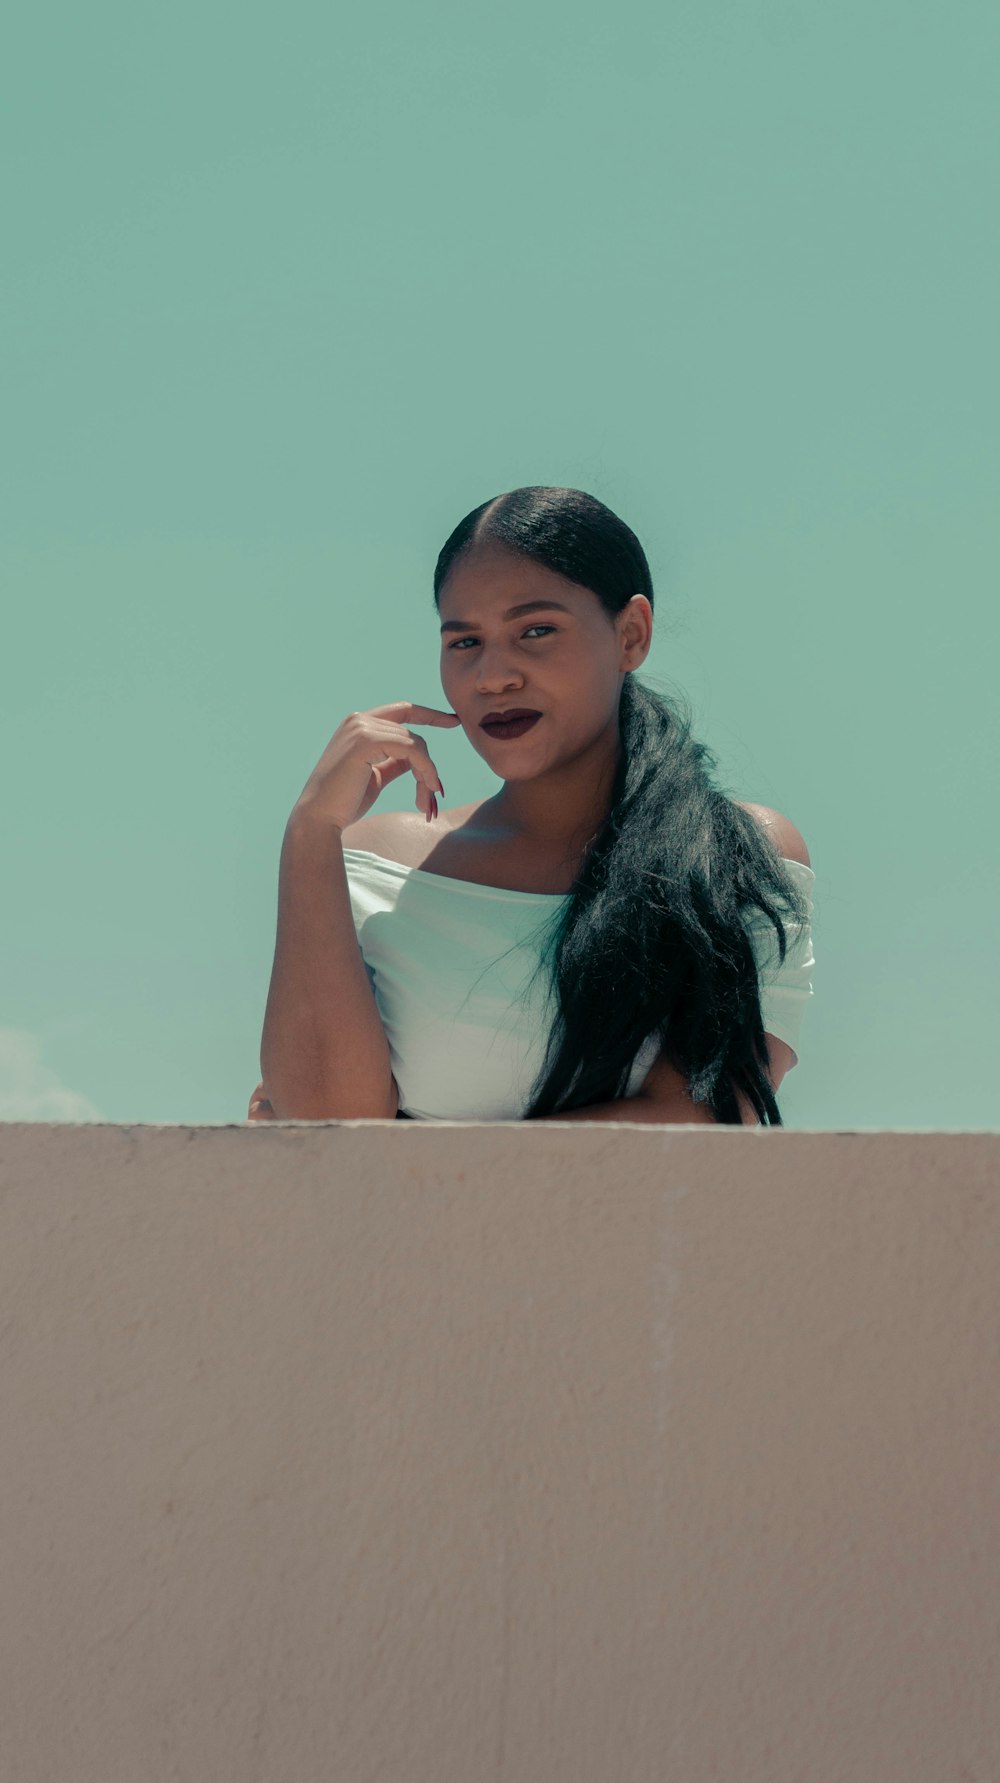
left=0, top=1027, right=107, bottom=1122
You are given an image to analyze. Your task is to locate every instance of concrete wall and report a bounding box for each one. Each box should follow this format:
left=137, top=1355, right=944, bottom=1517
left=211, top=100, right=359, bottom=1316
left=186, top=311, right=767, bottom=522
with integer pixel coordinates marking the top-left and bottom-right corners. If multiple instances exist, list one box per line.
left=1, top=1121, right=997, bottom=1782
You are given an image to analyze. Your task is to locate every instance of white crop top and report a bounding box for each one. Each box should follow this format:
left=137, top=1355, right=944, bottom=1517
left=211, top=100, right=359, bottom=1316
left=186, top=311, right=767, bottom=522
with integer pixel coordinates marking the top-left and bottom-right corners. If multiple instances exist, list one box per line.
left=342, top=847, right=816, bottom=1123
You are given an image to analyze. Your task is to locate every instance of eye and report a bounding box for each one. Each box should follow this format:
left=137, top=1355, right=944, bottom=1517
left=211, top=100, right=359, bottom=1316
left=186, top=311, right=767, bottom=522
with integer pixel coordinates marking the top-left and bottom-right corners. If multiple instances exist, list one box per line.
left=447, top=625, right=557, bottom=651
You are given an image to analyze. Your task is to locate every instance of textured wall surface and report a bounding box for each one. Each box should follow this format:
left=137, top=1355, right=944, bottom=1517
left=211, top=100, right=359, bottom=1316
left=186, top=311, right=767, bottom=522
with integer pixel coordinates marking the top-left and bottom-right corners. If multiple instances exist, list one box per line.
left=0, top=1122, right=997, bottom=1783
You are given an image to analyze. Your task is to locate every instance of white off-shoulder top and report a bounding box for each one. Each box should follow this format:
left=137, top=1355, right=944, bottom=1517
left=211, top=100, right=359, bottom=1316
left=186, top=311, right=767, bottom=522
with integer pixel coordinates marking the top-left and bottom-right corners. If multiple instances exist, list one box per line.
left=341, top=847, right=816, bottom=1123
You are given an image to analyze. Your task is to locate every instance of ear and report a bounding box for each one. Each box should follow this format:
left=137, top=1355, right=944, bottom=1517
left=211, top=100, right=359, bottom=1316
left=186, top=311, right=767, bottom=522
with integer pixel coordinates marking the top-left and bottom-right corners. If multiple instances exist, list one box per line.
left=619, top=594, right=653, bottom=671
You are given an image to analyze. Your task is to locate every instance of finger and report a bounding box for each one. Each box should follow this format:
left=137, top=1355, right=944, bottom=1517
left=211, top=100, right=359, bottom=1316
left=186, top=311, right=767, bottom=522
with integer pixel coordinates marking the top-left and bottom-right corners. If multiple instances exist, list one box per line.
left=373, top=729, right=445, bottom=805
left=413, top=761, right=443, bottom=813
left=369, top=757, right=411, bottom=789
left=416, top=779, right=440, bottom=822
left=362, top=721, right=446, bottom=806
left=369, top=702, right=462, bottom=726
left=247, top=1081, right=275, bottom=1121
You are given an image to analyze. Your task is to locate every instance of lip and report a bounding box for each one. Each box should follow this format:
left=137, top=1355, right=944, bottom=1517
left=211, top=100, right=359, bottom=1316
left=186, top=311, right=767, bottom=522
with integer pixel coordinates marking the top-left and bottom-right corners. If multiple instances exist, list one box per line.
left=479, top=709, right=542, bottom=727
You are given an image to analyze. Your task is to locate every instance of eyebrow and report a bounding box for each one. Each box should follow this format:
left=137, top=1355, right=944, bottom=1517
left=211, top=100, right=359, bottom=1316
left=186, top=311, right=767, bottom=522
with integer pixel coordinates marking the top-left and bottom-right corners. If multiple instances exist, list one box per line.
left=440, top=600, right=573, bottom=634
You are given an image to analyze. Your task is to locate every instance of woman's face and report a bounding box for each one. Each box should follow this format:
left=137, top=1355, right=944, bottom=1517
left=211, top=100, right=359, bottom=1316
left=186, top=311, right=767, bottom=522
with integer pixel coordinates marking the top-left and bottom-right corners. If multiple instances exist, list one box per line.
left=438, top=541, right=651, bottom=779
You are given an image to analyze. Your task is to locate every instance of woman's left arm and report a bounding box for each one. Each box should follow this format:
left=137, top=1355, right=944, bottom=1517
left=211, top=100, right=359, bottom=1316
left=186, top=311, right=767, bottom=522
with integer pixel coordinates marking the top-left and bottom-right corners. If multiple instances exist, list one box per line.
left=543, top=1033, right=795, bottom=1126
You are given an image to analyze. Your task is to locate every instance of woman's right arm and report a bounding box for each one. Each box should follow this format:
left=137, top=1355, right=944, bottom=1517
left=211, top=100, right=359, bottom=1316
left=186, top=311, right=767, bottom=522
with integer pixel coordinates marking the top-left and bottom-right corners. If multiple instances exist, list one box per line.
left=260, top=810, right=398, bottom=1120
left=257, top=701, right=458, bottom=1122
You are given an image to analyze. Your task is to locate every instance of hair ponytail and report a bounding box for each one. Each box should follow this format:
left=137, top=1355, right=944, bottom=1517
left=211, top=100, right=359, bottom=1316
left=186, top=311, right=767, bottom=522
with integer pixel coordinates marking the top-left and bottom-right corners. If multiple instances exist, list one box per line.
left=434, top=486, right=812, bottom=1125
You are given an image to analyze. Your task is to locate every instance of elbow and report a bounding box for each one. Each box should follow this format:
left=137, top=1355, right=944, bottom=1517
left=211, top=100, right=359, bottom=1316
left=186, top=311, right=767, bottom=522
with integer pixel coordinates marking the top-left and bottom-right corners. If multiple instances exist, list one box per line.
left=268, top=1075, right=399, bottom=1122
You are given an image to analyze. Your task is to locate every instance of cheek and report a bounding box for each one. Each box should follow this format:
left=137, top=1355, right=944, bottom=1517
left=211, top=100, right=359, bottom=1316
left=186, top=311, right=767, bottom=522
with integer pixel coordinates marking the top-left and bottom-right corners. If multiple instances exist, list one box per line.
left=440, top=647, right=486, bottom=683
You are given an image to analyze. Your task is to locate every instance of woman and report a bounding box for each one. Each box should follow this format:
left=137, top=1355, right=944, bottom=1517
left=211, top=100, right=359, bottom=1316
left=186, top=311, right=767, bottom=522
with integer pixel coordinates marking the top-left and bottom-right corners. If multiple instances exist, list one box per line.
left=249, top=486, right=815, bottom=1126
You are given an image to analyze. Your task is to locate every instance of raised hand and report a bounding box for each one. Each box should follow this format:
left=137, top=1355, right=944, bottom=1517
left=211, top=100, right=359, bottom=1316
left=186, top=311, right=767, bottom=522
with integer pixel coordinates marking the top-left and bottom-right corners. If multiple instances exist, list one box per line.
left=292, top=701, right=461, bottom=831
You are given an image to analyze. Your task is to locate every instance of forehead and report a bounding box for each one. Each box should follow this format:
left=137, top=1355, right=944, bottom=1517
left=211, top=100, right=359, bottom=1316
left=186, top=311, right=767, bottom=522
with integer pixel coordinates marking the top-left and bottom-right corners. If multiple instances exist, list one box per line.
left=438, top=542, right=589, bottom=612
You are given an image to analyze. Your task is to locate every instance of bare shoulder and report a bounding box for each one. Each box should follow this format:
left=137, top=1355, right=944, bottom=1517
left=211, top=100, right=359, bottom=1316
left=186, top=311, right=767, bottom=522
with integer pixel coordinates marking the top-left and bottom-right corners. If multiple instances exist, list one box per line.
left=736, top=801, right=812, bottom=869
left=338, top=801, right=485, bottom=870
left=338, top=808, right=414, bottom=857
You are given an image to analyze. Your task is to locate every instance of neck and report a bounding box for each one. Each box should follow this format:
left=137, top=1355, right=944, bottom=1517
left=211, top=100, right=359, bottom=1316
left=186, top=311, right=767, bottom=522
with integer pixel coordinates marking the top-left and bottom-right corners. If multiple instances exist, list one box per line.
left=481, top=721, right=623, bottom=864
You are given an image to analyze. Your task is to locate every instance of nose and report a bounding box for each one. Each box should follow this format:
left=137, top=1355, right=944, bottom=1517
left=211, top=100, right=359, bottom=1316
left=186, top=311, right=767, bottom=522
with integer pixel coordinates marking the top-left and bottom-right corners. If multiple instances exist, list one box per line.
left=477, top=673, right=523, bottom=694
left=471, top=649, right=524, bottom=693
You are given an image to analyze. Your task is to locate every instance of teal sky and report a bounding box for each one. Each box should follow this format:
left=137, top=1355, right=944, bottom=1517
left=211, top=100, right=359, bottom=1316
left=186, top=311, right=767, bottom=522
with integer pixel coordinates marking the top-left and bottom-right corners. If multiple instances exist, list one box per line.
left=3, top=0, right=996, bottom=1128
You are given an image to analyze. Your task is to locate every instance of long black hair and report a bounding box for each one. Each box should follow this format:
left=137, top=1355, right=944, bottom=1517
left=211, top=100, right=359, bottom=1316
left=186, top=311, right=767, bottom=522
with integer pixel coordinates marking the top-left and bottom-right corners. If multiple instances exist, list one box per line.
left=433, top=486, right=812, bottom=1125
